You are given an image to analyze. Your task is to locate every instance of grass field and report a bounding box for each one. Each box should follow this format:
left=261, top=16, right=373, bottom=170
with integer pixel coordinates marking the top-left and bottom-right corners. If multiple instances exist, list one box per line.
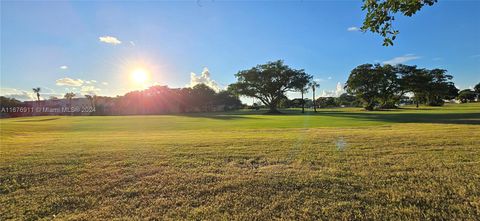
left=1, top=103, right=480, bottom=220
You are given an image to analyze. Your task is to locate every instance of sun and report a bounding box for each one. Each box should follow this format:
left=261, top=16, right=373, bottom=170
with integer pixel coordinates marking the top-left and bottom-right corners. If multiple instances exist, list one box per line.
left=131, top=68, right=149, bottom=84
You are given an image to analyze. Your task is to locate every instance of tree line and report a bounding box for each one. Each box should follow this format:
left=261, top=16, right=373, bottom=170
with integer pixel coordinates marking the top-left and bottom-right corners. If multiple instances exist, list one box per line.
left=1, top=84, right=242, bottom=117
left=1, top=60, right=479, bottom=117
left=228, top=60, right=479, bottom=112
left=104, top=84, right=241, bottom=115
left=345, top=63, right=468, bottom=110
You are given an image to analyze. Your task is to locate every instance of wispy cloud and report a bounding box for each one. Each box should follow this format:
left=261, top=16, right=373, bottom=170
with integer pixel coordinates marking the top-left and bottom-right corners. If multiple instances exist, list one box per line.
left=188, top=67, right=221, bottom=92
left=347, top=26, right=360, bottom=32
left=60, top=65, right=68, bottom=70
left=99, top=36, right=122, bottom=45
left=56, top=77, right=84, bottom=87
left=383, top=54, right=421, bottom=65
left=102, top=82, right=109, bottom=85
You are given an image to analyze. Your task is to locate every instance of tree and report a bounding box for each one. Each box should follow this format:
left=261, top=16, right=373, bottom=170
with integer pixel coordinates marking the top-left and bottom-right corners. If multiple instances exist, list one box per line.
left=85, top=95, right=95, bottom=107
left=293, top=72, right=313, bottom=113
left=229, top=60, right=309, bottom=114
left=0, top=96, right=22, bottom=107
left=424, top=69, right=458, bottom=106
left=215, top=90, right=242, bottom=111
left=400, top=65, right=458, bottom=106
left=32, top=87, right=41, bottom=101
left=375, top=64, right=402, bottom=108
left=361, top=0, right=437, bottom=46
left=191, top=84, right=217, bottom=111
left=309, top=81, right=320, bottom=112
left=345, top=64, right=378, bottom=110
left=316, top=97, right=337, bottom=108
left=345, top=64, right=402, bottom=110
left=397, top=64, right=429, bottom=108
left=64, top=92, right=76, bottom=112
left=337, top=93, right=361, bottom=107
left=0, top=96, right=24, bottom=117
left=457, top=89, right=476, bottom=103
left=475, top=82, right=480, bottom=100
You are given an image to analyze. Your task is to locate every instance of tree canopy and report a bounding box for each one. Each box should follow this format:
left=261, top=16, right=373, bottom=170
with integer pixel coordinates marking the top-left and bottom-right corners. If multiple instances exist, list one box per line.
left=361, top=0, right=437, bottom=46
left=345, top=63, right=402, bottom=110
left=229, top=60, right=312, bottom=113
left=475, top=82, right=480, bottom=100
left=346, top=63, right=458, bottom=110
left=457, top=89, right=476, bottom=103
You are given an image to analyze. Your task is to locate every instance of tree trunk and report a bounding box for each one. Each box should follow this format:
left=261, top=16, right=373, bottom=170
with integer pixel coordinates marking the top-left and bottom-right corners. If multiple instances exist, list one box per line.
left=415, top=100, right=419, bottom=108
left=312, top=88, right=316, bottom=112
left=301, top=90, right=305, bottom=113
left=267, top=103, right=281, bottom=114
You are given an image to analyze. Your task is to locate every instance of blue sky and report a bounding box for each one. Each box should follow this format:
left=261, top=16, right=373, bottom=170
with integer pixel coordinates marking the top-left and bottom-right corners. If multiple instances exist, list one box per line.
left=1, top=0, right=479, bottom=101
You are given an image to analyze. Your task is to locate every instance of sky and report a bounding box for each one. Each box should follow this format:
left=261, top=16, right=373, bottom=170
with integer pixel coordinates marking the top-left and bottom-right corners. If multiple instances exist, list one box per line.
left=1, top=0, right=479, bottom=101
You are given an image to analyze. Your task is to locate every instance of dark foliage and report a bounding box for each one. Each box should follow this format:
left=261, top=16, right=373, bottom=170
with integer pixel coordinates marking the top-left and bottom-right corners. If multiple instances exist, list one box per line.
left=457, top=89, right=476, bottom=103
left=229, top=60, right=312, bottom=113
left=346, top=64, right=458, bottom=110
left=361, top=0, right=437, bottom=46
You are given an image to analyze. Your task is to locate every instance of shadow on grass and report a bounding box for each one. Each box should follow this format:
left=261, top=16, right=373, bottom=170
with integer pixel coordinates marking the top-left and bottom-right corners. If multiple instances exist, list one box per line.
left=176, top=109, right=480, bottom=125
left=15, top=117, right=61, bottom=122
left=316, top=112, right=480, bottom=125
left=176, top=113, right=256, bottom=120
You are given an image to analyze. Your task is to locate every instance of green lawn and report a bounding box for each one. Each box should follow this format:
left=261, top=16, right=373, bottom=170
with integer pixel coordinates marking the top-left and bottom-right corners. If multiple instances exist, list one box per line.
left=1, top=103, right=480, bottom=220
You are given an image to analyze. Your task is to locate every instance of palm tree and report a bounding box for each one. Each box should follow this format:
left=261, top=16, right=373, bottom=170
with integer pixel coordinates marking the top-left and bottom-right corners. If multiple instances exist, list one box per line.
left=300, top=86, right=308, bottom=113
left=294, top=74, right=312, bottom=114
left=64, top=92, right=76, bottom=113
left=85, top=95, right=94, bottom=107
left=309, top=81, right=320, bottom=112
left=32, top=87, right=41, bottom=101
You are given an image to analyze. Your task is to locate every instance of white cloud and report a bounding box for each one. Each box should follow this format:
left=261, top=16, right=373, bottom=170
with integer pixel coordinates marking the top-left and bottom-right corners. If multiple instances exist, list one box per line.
left=84, top=80, right=97, bottom=84
left=81, top=86, right=101, bottom=95
left=319, top=82, right=345, bottom=97
left=130, top=41, right=135, bottom=46
left=347, top=26, right=360, bottom=32
left=0, top=88, right=36, bottom=101
left=188, top=67, right=221, bottom=92
left=99, top=36, right=122, bottom=45
left=60, top=65, right=68, bottom=70
left=383, top=54, right=420, bottom=65
left=0, top=88, right=63, bottom=101
left=327, top=76, right=332, bottom=80
left=56, top=77, right=84, bottom=87
left=102, top=82, right=109, bottom=85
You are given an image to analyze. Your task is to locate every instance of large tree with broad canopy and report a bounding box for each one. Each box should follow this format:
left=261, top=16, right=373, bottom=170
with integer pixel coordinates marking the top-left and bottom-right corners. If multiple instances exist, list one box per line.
left=229, top=60, right=312, bottom=113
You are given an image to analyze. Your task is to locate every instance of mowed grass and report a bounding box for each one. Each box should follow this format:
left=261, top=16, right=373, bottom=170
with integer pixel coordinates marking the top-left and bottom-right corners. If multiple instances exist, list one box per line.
left=1, top=103, right=479, bottom=220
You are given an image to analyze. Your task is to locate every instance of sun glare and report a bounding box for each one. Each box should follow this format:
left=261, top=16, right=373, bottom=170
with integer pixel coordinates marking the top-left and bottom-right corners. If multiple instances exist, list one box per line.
left=131, top=68, right=149, bottom=84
